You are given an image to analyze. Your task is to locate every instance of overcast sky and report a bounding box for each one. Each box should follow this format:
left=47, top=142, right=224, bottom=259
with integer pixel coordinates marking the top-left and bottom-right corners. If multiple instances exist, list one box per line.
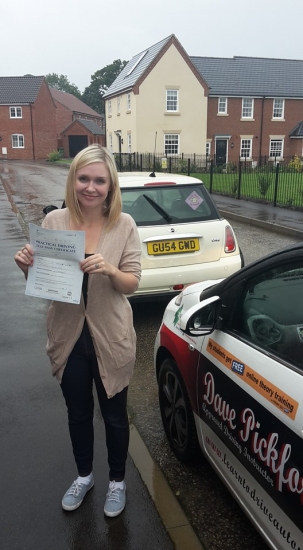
left=3, top=0, right=302, bottom=92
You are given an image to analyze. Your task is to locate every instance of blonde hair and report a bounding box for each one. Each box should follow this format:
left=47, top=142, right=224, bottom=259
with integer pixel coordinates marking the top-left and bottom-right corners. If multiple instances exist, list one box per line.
left=65, top=144, right=122, bottom=228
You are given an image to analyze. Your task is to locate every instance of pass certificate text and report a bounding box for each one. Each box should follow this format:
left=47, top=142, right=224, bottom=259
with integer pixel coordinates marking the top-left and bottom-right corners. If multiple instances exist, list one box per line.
left=25, top=223, right=85, bottom=304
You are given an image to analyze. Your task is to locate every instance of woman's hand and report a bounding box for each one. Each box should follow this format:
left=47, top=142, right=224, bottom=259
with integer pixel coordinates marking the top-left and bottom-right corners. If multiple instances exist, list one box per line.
left=80, top=254, right=113, bottom=277
left=14, top=244, right=34, bottom=279
left=80, top=254, right=138, bottom=294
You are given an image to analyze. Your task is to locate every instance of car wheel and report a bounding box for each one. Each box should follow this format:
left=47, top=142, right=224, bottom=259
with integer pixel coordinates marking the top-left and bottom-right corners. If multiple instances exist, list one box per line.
left=158, top=358, right=199, bottom=461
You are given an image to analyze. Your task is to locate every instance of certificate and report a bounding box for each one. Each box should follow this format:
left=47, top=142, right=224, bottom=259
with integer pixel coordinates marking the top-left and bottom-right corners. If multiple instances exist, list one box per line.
left=25, top=223, right=85, bottom=304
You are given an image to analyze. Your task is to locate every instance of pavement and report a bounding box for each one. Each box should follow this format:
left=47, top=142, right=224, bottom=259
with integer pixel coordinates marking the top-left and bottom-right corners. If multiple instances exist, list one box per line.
left=1, top=163, right=303, bottom=550
left=214, top=193, right=303, bottom=239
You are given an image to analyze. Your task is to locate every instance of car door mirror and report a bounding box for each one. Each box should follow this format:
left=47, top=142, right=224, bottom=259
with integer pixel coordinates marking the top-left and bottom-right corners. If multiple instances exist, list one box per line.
left=180, top=296, right=220, bottom=336
left=43, top=205, right=58, bottom=215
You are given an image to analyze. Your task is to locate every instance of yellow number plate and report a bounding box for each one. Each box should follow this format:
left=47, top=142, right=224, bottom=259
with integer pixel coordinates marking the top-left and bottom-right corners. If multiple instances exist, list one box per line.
left=147, top=238, right=200, bottom=255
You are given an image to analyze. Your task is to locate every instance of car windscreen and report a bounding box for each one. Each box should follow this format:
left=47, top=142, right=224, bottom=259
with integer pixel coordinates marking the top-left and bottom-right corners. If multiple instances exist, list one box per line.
left=121, top=184, right=220, bottom=226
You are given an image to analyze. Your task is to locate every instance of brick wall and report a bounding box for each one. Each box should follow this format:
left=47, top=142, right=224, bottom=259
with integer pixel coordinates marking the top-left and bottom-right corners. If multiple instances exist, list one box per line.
left=208, top=97, right=303, bottom=159
left=53, top=100, right=72, bottom=137
left=0, top=104, right=34, bottom=160
left=0, top=80, right=57, bottom=160
left=31, top=80, right=57, bottom=159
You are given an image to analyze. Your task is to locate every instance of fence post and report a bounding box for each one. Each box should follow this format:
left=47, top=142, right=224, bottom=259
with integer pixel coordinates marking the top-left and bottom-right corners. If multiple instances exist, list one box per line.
left=169, top=157, right=172, bottom=173
left=140, top=154, right=142, bottom=172
left=187, top=158, right=190, bottom=176
left=119, top=152, right=122, bottom=171
left=209, top=160, right=213, bottom=193
left=129, top=154, right=132, bottom=171
left=273, top=162, right=280, bottom=207
left=237, top=159, right=242, bottom=200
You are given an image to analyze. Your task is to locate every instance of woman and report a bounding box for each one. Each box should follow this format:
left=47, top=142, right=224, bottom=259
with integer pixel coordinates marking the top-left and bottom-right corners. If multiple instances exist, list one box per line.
left=14, top=145, right=141, bottom=517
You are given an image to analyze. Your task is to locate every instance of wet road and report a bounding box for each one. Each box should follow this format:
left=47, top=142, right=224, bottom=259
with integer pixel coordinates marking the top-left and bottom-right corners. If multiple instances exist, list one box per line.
left=1, top=160, right=300, bottom=550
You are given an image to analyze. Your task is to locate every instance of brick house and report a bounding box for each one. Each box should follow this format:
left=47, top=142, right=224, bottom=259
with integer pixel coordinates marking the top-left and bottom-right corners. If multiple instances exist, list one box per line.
left=49, top=87, right=105, bottom=157
left=104, top=35, right=303, bottom=165
left=191, top=56, right=303, bottom=164
left=0, top=76, right=57, bottom=160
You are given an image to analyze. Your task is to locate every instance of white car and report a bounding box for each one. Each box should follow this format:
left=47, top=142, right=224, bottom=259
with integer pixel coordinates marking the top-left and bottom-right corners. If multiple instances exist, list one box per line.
left=154, top=242, right=303, bottom=549
left=43, top=172, right=243, bottom=300
left=119, top=172, right=243, bottom=300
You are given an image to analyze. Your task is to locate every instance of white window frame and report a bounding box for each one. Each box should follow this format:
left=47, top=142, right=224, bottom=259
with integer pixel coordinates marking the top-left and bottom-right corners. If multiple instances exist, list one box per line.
left=272, top=98, right=284, bottom=119
left=166, top=90, right=178, bottom=112
left=12, top=134, right=24, bottom=148
left=126, top=93, right=131, bottom=111
left=109, top=133, right=113, bottom=152
left=10, top=106, right=22, bottom=118
left=164, top=134, right=179, bottom=155
left=127, top=133, right=131, bottom=153
left=206, top=142, right=211, bottom=156
left=218, top=97, right=227, bottom=114
left=117, top=96, right=121, bottom=114
left=240, top=138, right=252, bottom=159
left=269, top=139, right=284, bottom=159
left=108, top=100, right=112, bottom=116
left=241, top=98, right=254, bottom=119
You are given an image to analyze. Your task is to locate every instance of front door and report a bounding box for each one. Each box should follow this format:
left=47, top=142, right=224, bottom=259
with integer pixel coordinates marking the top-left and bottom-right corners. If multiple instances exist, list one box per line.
left=215, top=139, right=227, bottom=165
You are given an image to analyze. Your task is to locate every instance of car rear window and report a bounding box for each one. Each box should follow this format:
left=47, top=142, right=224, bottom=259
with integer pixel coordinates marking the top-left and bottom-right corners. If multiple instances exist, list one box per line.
left=121, top=184, right=220, bottom=226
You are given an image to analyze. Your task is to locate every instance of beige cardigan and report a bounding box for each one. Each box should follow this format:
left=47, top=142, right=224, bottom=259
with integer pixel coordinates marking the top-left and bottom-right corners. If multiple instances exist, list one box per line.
left=42, top=208, right=141, bottom=397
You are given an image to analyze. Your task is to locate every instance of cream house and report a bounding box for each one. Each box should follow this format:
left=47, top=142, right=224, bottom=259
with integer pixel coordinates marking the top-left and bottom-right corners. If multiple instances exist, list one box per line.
left=103, top=35, right=209, bottom=155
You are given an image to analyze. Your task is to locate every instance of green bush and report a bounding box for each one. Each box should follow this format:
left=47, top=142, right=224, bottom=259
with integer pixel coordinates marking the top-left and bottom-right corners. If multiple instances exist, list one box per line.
left=231, top=179, right=239, bottom=195
left=288, top=155, right=302, bottom=172
left=258, top=174, right=272, bottom=196
left=47, top=149, right=63, bottom=162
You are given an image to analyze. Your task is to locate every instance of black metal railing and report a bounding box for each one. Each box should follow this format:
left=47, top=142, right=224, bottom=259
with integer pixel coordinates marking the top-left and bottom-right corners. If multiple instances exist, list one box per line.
left=114, top=153, right=303, bottom=210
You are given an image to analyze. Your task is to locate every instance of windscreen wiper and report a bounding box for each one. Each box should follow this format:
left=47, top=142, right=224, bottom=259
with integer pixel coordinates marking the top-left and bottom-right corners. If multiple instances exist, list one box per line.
left=142, top=194, right=172, bottom=223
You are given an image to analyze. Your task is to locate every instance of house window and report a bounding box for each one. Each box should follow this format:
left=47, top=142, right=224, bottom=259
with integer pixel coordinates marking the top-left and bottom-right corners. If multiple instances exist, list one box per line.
left=127, top=133, right=131, bottom=153
left=240, top=139, right=252, bottom=159
left=242, top=98, right=254, bottom=118
left=164, top=134, right=179, bottom=155
left=166, top=90, right=178, bottom=112
left=206, top=142, right=211, bottom=156
left=270, top=139, right=283, bottom=159
left=126, top=93, right=131, bottom=111
left=117, top=96, right=121, bottom=114
left=218, top=97, right=227, bottom=114
left=12, top=134, right=24, bottom=148
left=273, top=99, right=284, bottom=119
left=109, top=134, right=113, bottom=152
left=10, top=106, right=22, bottom=118
left=108, top=100, right=112, bottom=116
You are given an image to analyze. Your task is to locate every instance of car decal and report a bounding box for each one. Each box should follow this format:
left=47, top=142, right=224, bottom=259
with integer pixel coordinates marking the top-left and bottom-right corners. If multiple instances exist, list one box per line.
left=197, top=360, right=303, bottom=535
left=206, top=338, right=299, bottom=420
left=173, top=305, right=183, bottom=326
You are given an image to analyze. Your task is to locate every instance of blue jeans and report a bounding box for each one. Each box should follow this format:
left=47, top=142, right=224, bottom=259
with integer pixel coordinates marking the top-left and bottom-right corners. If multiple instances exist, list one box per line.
left=61, top=321, right=129, bottom=481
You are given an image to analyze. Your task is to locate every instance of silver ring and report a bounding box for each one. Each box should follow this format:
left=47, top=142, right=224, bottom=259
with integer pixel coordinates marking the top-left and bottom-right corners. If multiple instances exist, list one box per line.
left=95, top=264, right=99, bottom=269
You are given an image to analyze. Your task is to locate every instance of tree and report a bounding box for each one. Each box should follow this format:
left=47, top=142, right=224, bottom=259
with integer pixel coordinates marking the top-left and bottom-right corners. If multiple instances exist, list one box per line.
left=45, top=73, right=82, bottom=99
left=82, top=59, right=128, bottom=114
